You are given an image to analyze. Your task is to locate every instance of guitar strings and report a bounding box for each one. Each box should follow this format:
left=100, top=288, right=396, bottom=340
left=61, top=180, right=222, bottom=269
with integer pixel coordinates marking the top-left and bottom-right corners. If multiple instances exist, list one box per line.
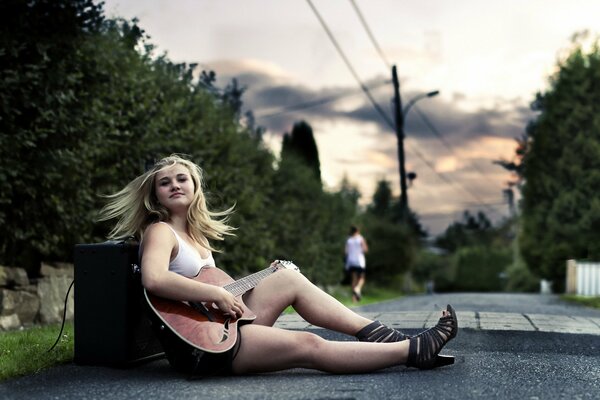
left=223, top=266, right=278, bottom=296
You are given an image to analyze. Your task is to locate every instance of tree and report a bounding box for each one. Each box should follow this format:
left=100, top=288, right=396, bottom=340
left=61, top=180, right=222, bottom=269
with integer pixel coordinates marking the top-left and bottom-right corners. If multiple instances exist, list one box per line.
left=0, top=0, right=106, bottom=272
left=270, top=135, right=362, bottom=285
left=0, top=2, right=276, bottom=277
left=435, top=211, right=494, bottom=252
left=360, top=179, right=421, bottom=286
left=0, top=2, right=360, bottom=288
left=368, top=180, right=393, bottom=217
left=450, top=246, right=511, bottom=292
left=415, top=211, right=516, bottom=292
left=361, top=213, right=417, bottom=285
left=281, top=121, right=321, bottom=181
left=519, top=33, right=600, bottom=290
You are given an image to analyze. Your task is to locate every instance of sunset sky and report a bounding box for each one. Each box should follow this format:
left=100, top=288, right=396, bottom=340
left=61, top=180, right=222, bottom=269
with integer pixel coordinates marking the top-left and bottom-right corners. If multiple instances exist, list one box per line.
left=102, top=0, right=600, bottom=235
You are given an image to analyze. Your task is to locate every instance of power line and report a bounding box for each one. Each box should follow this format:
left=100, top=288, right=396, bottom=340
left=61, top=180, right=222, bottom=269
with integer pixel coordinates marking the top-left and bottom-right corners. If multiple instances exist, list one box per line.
left=305, top=0, right=394, bottom=128
left=345, top=1, right=501, bottom=217
left=408, top=105, right=504, bottom=215
left=306, top=0, right=501, bottom=219
left=254, top=80, right=389, bottom=119
left=412, top=104, right=495, bottom=181
left=348, top=0, right=391, bottom=69
left=405, top=142, right=502, bottom=217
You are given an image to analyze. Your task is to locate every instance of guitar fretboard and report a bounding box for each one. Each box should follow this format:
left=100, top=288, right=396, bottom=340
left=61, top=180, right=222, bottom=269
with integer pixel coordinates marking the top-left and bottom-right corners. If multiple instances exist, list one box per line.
left=223, top=265, right=278, bottom=297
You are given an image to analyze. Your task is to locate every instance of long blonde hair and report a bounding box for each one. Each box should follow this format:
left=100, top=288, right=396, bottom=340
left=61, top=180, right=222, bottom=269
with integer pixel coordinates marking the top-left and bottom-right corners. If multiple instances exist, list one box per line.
left=98, top=154, right=235, bottom=251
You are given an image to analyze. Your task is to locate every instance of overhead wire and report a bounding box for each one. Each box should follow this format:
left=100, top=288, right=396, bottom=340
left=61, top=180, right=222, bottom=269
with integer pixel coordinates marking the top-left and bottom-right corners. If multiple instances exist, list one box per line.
left=412, top=104, right=495, bottom=181
left=347, top=0, right=391, bottom=69
left=254, top=80, right=389, bottom=119
left=345, top=0, right=505, bottom=218
left=408, top=106, right=503, bottom=216
left=404, top=142, right=502, bottom=216
left=305, top=0, right=395, bottom=128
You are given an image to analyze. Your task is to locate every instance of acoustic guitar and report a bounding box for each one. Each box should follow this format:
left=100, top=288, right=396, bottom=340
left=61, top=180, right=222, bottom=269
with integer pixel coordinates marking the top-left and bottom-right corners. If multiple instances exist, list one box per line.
left=144, top=260, right=299, bottom=354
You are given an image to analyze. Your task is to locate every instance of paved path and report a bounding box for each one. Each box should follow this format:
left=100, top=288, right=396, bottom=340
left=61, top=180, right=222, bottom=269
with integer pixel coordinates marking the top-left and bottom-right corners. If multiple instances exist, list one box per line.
left=2, top=293, right=600, bottom=399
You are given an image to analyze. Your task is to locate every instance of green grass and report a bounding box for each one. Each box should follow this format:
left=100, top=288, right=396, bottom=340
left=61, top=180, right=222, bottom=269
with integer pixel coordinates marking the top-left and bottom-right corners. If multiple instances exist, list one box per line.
left=329, top=285, right=403, bottom=307
left=0, top=322, right=73, bottom=382
left=561, top=294, right=600, bottom=310
left=283, top=285, right=403, bottom=313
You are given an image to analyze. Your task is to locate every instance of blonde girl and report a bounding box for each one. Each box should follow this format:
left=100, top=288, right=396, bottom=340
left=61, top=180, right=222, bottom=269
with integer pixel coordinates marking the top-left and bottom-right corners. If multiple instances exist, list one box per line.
left=99, top=154, right=457, bottom=375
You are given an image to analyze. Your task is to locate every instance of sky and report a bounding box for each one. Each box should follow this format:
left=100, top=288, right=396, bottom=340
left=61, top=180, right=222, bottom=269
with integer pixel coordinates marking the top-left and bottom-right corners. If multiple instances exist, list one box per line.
left=101, top=0, right=600, bottom=235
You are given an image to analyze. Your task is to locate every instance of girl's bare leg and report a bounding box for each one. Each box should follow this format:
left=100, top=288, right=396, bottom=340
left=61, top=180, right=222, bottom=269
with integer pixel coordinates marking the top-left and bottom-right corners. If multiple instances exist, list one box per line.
left=352, top=272, right=365, bottom=301
left=351, top=272, right=360, bottom=302
left=355, top=274, right=365, bottom=296
left=242, top=269, right=372, bottom=335
left=232, top=324, right=409, bottom=374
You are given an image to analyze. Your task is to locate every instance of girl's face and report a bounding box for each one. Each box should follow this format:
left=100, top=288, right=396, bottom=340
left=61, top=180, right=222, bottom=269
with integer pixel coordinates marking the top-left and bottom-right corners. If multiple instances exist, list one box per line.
left=154, top=164, right=196, bottom=212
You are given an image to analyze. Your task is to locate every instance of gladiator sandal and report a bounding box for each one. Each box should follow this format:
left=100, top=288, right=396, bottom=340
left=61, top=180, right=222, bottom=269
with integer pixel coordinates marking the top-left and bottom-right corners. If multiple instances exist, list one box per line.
left=356, top=320, right=411, bottom=342
left=406, top=304, right=458, bottom=370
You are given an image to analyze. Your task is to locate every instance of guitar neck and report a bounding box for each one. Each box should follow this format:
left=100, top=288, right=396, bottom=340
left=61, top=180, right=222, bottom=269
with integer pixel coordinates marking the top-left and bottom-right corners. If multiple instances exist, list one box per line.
left=223, top=265, right=278, bottom=297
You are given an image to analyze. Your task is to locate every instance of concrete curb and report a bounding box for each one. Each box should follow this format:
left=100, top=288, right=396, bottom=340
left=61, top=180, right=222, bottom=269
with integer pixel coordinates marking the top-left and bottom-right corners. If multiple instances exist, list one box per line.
left=274, top=311, right=600, bottom=335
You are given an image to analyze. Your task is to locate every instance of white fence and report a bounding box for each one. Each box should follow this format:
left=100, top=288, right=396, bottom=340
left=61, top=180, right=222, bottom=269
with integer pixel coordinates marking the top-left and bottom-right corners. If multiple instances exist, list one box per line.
left=566, top=260, right=600, bottom=296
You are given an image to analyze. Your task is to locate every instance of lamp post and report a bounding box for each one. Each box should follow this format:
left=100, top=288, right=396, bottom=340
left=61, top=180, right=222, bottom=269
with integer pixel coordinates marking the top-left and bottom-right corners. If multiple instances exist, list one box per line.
left=391, top=65, right=439, bottom=220
left=403, top=90, right=440, bottom=118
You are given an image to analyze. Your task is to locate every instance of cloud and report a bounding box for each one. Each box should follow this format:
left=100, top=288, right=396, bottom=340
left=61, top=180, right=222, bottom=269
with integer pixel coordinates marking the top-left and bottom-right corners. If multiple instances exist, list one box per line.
left=203, top=59, right=533, bottom=234
left=214, top=60, right=536, bottom=148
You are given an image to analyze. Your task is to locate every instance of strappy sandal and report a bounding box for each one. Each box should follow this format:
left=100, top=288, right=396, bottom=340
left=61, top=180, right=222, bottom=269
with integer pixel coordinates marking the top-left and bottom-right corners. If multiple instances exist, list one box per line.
left=406, top=304, right=458, bottom=370
left=356, top=320, right=410, bottom=342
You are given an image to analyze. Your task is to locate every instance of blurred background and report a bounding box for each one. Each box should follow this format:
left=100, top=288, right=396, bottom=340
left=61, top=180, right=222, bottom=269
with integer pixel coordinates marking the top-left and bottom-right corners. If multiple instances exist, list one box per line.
left=1, top=0, right=599, bottom=296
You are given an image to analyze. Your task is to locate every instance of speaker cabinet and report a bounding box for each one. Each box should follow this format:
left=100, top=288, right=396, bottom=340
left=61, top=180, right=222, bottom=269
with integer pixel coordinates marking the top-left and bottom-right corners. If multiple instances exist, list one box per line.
left=74, top=241, right=164, bottom=366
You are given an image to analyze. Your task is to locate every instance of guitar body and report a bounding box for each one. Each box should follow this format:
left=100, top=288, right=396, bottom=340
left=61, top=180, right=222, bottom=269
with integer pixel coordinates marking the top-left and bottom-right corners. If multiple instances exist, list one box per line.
left=145, top=266, right=256, bottom=354
left=144, top=260, right=299, bottom=358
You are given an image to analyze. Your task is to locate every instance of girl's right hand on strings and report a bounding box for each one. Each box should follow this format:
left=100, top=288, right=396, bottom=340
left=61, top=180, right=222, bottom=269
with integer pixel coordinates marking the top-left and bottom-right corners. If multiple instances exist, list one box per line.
left=211, top=287, right=243, bottom=318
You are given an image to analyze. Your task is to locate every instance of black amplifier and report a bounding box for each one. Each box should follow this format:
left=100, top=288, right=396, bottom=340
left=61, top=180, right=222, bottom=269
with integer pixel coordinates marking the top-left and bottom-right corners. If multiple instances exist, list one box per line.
left=73, top=241, right=164, bottom=366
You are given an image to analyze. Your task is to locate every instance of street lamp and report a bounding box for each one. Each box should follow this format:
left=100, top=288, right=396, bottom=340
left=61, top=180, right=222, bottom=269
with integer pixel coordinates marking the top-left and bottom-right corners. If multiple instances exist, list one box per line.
left=391, top=65, right=439, bottom=220
left=403, top=90, right=439, bottom=117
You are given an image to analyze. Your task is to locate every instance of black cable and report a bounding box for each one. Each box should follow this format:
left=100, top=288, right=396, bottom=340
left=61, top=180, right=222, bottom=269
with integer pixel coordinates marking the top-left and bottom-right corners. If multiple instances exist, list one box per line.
left=47, top=279, right=75, bottom=352
left=307, top=0, right=502, bottom=219
left=305, top=0, right=395, bottom=128
left=254, top=80, right=389, bottom=119
left=405, top=143, right=503, bottom=217
left=412, top=105, right=494, bottom=181
left=348, top=0, right=391, bottom=69
left=407, top=107, right=503, bottom=216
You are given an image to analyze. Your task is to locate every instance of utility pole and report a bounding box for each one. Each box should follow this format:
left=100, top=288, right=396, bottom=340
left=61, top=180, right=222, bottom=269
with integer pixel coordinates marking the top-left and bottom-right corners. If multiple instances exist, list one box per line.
left=391, top=65, right=408, bottom=220
left=504, top=186, right=519, bottom=271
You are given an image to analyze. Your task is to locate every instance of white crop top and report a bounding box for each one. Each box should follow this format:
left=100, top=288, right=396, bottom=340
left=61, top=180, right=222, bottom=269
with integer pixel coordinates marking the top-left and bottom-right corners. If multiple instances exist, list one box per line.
left=158, top=222, right=216, bottom=277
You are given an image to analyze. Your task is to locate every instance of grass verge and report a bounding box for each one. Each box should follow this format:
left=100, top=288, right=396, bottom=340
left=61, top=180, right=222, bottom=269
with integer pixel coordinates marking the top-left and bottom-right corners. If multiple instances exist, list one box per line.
left=0, top=322, right=73, bottom=382
left=328, top=285, right=403, bottom=307
left=561, top=294, right=600, bottom=310
left=283, top=284, right=403, bottom=313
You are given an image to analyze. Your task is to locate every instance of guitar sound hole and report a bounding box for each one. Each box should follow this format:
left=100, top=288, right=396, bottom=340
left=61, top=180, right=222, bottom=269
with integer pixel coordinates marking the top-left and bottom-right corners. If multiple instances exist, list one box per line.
left=220, top=319, right=230, bottom=343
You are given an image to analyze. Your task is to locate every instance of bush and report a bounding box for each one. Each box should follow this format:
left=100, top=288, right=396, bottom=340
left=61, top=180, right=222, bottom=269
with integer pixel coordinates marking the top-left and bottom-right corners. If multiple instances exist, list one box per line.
left=361, top=215, right=418, bottom=286
left=451, top=246, right=511, bottom=292
left=505, top=259, right=539, bottom=292
left=411, top=249, right=454, bottom=292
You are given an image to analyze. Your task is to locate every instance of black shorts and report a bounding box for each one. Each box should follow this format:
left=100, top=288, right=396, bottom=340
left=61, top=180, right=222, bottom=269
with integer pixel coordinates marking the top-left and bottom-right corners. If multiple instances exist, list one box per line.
left=347, top=266, right=366, bottom=276
left=153, top=320, right=242, bottom=376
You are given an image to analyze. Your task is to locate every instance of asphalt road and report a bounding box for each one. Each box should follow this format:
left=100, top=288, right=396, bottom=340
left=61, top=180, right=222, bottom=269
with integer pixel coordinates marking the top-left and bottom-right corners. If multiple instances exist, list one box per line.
left=2, top=293, right=600, bottom=400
